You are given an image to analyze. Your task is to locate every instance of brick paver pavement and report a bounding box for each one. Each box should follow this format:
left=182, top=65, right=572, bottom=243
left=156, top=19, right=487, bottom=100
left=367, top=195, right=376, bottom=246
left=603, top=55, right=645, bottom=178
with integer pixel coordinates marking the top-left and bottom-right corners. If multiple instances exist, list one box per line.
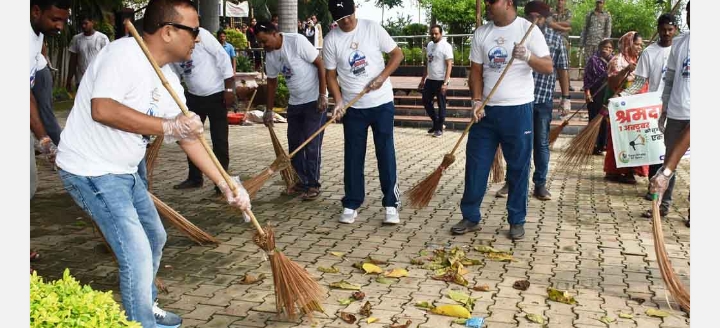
left=31, top=111, right=690, bottom=327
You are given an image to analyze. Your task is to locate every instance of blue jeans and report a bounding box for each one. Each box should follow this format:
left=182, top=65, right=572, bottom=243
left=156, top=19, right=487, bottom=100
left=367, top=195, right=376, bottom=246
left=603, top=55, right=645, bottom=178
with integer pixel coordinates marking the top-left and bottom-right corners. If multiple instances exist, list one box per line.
left=461, top=103, right=533, bottom=225
left=287, top=101, right=326, bottom=189
left=342, top=101, right=400, bottom=209
left=58, top=169, right=166, bottom=328
left=422, top=79, right=447, bottom=131
left=532, top=100, right=553, bottom=188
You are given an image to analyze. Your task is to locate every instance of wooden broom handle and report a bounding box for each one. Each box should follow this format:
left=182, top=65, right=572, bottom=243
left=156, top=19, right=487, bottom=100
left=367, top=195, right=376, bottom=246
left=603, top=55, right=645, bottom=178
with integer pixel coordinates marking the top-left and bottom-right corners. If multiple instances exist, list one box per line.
left=288, top=89, right=368, bottom=158
left=125, top=21, right=265, bottom=235
left=449, top=19, right=538, bottom=155
left=564, top=69, right=632, bottom=121
left=245, top=89, right=257, bottom=113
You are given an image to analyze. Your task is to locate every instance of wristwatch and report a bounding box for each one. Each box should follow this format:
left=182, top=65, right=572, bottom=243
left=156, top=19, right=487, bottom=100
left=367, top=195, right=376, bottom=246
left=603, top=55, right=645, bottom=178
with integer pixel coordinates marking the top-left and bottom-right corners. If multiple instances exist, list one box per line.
left=225, top=88, right=234, bottom=93
left=444, top=81, right=450, bottom=86
left=661, top=167, right=674, bottom=178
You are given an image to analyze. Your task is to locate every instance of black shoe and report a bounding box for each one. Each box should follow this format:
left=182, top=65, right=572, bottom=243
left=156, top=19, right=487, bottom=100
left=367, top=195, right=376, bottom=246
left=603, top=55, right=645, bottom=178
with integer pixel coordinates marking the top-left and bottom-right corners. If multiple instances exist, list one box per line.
left=509, top=224, right=525, bottom=240
left=451, top=219, right=480, bottom=235
left=173, top=179, right=202, bottom=190
left=427, top=127, right=436, bottom=134
left=644, top=192, right=654, bottom=201
left=214, top=186, right=221, bottom=195
left=642, top=206, right=669, bottom=218
left=533, top=186, right=551, bottom=201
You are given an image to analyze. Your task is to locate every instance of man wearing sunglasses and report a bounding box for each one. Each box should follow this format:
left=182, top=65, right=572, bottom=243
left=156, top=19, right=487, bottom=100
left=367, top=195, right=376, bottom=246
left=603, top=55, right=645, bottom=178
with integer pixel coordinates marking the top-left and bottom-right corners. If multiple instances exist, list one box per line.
left=55, top=1, right=251, bottom=327
left=171, top=26, right=236, bottom=194
left=451, top=0, right=552, bottom=240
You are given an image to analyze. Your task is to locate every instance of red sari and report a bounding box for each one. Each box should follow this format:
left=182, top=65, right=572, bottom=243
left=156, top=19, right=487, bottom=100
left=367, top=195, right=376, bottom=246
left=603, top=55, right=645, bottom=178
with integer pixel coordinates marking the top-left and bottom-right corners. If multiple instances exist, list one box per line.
left=603, top=32, right=649, bottom=178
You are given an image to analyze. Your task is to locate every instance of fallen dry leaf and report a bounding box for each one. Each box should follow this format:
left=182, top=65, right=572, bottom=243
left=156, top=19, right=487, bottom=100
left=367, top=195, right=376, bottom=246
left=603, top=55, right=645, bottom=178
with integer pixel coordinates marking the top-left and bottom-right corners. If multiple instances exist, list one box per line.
left=410, top=258, right=425, bottom=265
left=645, top=308, right=669, bottom=318
left=599, top=316, right=616, bottom=324
left=339, top=312, right=356, bottom=324
left=474, top=245, right=503, bottom=253
left=352, top=291, right=366, bottom=300
left=318, top=266, right=340, bottom=273
left=359, top=301, right=372, bottom=317
left=367, top=317, right=379, bottom=323
left=630, top=297, right=646, bottom=305
left=431, top=304, right=471, bottom=318
left=330, top=251, right=345, bottom=258
left=330, top=280, right=362, bottom=290
left=472, top=284, right=490, bottom=292
left=375, top=277, right=398, bottom=284
left=513, top=280, right=530, bottom=291
left=485, top=252, right=514, bottom=262
left=367, top=256, right=388, bottom=265
left=453, top=318, right=468, bottom=325
left=389, top=319, right=412, bottom=328
left=547, top=288, right=577, bottom=305
left=618, top=312, right=634, bottom=319
left=415, top=301, right=434, bottom=310
left=362, top=263, right=383, bottom=274
left=338, top=298, right=354, bottom=305
left=526, top=313, right=545, bottom=324
left=384, top=268, right=409, bottom=278
left=238, top=273, right=265, bottom=285
left=447, top=290, right=475, bottom=311
left=432, top=271, right=469, bottom=286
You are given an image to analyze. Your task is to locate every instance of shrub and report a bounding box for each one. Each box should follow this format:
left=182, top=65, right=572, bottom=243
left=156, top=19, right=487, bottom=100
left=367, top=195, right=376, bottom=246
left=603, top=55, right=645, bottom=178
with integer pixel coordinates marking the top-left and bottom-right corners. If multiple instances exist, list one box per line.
left=31, top=269, right=140, bottom=328
left=275, top=75, right=289, bottom=108
left=224, top=29, right=248, bottom=51
left=236, top=55, right=253, bottom=72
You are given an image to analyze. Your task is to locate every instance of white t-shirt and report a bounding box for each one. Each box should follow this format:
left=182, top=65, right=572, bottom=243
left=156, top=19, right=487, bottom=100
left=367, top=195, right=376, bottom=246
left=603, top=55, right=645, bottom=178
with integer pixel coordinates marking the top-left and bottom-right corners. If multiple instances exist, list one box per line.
left=469, top=17, right=550, bottom=106
left=265, top=33, right=320, bottom=105
left=666, top=32, right=690, bottom=120
left=323, top=19, right=397, bottom=109
left=635, top=42, right=671, bottom=94
left=171, top=28, right=234, bottom=97
left=426, top=38, right=454, bottom=81
left=68, top=31, right=110, bottom=85
left=29, top=22, right=44, bottom=88
left=56, top=37, right=185, bottom=176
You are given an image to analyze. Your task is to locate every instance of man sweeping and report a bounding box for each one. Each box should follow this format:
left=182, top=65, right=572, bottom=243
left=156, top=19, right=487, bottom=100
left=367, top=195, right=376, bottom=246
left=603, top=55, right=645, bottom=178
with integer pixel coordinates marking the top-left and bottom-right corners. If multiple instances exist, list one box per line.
left=257, top=22, right=328, bottom=200
left=171, top=26, right=236, bottom=194
left=419, top=24, right=453, bottom=138
left=616, top=13, right=678, bottom=215
left=324, top=0, right=404, bottom=224
left=55, top=1, right=251, bottom=327
left=451, top=0, right=552, bottom=239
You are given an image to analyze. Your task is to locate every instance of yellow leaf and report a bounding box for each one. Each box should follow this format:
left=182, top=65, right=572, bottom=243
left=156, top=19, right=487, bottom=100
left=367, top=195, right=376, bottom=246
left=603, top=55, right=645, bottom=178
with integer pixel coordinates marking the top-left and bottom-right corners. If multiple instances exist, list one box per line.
left=526, top=313, right=545, bottom=324
left=362, top=263, right=383, bottom=274
left=618, top=313, right=634, bottom=319
left=330, top=251, right=345, bottom=257
left=384, top=268, right=409, bottom=278
left=318, top=266, right=340, bottom=273
left=367, top=317, right=379, bottom=323
left=645, top=309, right=669, bottom=318
left=430, top=304, right=471, bottom=319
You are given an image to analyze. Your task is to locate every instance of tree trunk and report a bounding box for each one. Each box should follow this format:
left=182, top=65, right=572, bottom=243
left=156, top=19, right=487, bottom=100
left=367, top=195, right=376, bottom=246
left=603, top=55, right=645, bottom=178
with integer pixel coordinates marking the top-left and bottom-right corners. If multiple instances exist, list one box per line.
left=278, top=0, right=297, bottom=33
left=381, top=6, right=385, bottom=26
left=476, top=0, right=482, bottom=28
left=199, top=0, right=220, bottom=32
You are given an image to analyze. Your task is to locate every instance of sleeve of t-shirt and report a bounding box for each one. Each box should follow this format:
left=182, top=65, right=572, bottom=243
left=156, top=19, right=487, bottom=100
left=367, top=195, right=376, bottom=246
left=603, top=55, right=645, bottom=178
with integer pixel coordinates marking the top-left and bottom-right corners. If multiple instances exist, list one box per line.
left=101, top=34, right=110, bottom=48
left=528, top=25, right=550, bottom=58
left=205, top=31, right=234, bottom=80
left=157, top=66, right=185, bottom=119
left=375, top=22, right=398, bottom=53
left=323, top=35, right=337, bottom=70
left=68, top=35, right=78, bottom=53
left=229, top=44, right=237, bottom=57
left=666, top=40, right=679, bottom=71
left=444, top=42, right=454, bottom=60
left=91, top=51, right=134, bottom=103
left=265, top=53, right=280, bottom=79
left=297, top=36, right=320, bottom=64
left=469, top=28, right=484, bottom=65
left=634, top=50, right=651, bottom=79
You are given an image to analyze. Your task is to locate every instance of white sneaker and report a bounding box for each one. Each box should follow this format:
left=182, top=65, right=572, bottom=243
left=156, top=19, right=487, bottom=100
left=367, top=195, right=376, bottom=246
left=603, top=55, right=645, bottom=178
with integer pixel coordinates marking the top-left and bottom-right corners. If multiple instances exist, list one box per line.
left=384, top=207, right=400, bottom=225
left=339, top=208, right=357, bottom=224
left=561, top=98, right=571, bottom=112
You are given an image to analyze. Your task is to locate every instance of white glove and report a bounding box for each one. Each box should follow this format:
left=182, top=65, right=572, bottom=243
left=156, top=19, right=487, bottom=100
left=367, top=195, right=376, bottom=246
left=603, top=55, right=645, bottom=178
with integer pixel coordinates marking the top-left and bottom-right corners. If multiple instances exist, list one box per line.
left=471, top=99, right=485, bottom=123
left=37, top=136, right=58, bottom=165
left=217, top=176, right=252, bottom=211
left=512, top=42, right=532, bottom=62
left=318, top=95, right=328, bottom=111
left=332, top=100, right=346, bottom=120
left=162, top=112, right=203, bottom=141
left=658, top=112, right=667, bottom=134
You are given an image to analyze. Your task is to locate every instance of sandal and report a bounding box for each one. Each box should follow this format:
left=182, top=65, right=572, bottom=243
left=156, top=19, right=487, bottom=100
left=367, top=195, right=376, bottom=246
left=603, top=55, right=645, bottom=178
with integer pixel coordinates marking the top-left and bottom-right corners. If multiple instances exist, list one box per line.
left=284, top=183, right=305, bottom=196
left=302, top=187, right=320, bottom=201
left=642, top=207, right=669, bottom=218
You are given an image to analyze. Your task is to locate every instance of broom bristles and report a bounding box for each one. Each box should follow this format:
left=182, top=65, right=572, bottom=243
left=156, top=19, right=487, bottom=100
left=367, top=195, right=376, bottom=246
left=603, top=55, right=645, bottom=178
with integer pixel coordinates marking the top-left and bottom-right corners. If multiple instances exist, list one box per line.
left=144, top=135, right=164, bottom=190
left=243, top=158, right=290, bottom=199
left=253, top=226, right=326, bottom=319
left=406, top=153, right=456, bottom=209
left=556, top=115, right=604, bottom=172
left=490, top=147, right=505, bottom=184
left=549, top=120, right=568, bottom=146
left=151, top=193, right=219, bottom=245
left=651, top=200, right=690, bottom=312
left=268, top=126, right=301, bottom=190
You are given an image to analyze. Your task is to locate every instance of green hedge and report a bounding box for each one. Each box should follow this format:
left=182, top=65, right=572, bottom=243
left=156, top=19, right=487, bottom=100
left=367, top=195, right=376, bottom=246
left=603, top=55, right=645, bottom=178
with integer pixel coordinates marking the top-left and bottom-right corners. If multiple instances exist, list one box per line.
left=31, top=269, right=140, bottom=328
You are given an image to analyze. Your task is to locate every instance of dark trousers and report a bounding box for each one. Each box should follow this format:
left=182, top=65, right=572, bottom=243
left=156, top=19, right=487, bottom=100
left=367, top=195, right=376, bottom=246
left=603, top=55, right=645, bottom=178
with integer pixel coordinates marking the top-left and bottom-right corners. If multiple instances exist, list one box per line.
left=532, top=100, right=553, bottom=188
left=656, top=118, right=690, bottom=209
left=587, top=86, right=608, bottom=152
left=461, top=103, right=533, bottom=225
left=185, top=92, right=229, bottom=183
left=32, top=67, right=62, bottom=145
left=287, top=101, right=326, bottom=189
left=421, top=79, right=447, bottom=131
left=342, top=102, right=399, bottom=209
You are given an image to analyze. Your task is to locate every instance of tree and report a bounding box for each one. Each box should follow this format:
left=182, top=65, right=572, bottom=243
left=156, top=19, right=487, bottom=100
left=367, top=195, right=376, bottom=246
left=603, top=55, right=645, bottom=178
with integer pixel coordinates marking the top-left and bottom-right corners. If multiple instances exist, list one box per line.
left=570, top=0, right=666, bottom=40
left=383, top=13, right=413, bottom=36
left=369, top=0, right=404, bottom=26
left=419, top=0, right=476, bottom=34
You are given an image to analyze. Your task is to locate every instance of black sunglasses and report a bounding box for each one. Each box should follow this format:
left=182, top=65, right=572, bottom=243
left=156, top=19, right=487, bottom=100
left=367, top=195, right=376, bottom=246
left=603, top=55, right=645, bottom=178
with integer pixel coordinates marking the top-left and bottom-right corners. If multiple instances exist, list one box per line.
left=159, top=22, right=200, bottom=38
left=485, top=0, right=499, bottom=4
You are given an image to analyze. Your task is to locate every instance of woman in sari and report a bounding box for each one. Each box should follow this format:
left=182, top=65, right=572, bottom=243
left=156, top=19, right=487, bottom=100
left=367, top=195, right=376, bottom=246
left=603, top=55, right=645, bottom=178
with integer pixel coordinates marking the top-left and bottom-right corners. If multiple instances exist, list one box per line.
left=603, top=31, right=649, bottom=184
left=584, top=39, right=615, bottom=154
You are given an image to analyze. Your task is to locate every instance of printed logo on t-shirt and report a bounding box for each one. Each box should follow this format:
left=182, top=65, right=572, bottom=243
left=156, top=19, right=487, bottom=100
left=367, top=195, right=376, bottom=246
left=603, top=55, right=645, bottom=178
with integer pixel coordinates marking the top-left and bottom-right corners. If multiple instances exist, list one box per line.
left=348, top=50, right=368, bottom=77
left=428, top=53, right=434, bottom=63
left=281, top=65, right=294, bottom=79
left=681, top=56, right=689, bottom=79
left=180, top=60, right=194, bottom=75
left=30, top=69, right=37, bottom=89
left=488, top=46, right=509, bottom=70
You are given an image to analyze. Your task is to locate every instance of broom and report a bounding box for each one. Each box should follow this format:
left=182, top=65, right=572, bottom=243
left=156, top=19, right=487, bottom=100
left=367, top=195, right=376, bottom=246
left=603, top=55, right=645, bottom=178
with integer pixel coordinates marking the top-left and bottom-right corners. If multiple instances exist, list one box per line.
left=555, top=71, right=631, bottom=172
left=406, top=19, right=538, bottom=208
left=548, top=81, right=609, bottom=146
left=127, top=21, right=326, bottom=318
left=490, top=146, right=505, bottom=184
left=651, top=196, right=690, bottom=312
left=266, top=123, right=301, bottom=192
left=144, top=135, right=219, bottom=245
left=243, top=90, right=368, bottom=198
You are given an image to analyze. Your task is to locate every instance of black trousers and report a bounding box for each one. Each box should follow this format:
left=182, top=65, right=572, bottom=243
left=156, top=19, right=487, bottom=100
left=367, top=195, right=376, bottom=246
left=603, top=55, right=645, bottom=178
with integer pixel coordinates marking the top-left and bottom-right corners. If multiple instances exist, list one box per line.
left=587, top=85, right=608, bottom=152
left=185, top=91, right=229, bottom=183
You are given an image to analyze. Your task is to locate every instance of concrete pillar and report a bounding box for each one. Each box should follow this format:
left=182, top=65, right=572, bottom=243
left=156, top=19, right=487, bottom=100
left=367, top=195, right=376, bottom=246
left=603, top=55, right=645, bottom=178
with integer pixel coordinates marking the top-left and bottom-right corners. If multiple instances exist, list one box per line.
left=278, top=0, right=297, bottom=33
left=199, top=0, right=220, bottom=32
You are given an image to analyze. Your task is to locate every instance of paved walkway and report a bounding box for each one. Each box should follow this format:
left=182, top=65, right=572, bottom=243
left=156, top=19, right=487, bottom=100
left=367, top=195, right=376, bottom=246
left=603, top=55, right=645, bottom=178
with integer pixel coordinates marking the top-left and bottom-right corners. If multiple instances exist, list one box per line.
left=31, top=111, right=690, bottom=328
